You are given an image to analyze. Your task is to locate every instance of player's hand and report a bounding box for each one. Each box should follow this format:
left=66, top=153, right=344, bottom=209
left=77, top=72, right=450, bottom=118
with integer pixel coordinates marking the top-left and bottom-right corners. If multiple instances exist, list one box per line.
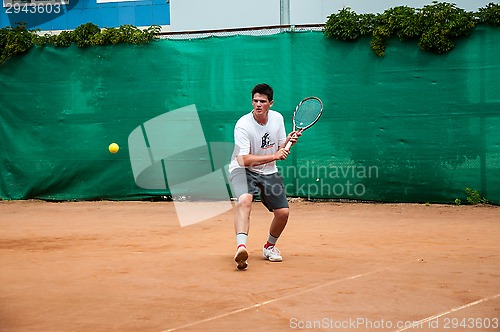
left=287, top=129, right=303, bottom=146
left=274, top=148, right=289, bottom=160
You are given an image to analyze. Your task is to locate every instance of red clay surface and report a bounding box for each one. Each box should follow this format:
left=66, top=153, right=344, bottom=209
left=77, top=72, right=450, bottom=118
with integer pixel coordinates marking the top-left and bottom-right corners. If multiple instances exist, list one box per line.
left=1, top=200, right=499, bottom=331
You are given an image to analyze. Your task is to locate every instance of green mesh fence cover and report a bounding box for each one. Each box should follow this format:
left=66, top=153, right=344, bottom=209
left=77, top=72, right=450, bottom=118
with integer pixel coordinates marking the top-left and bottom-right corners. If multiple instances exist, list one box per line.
left=0, top=27, right=499, bottom=204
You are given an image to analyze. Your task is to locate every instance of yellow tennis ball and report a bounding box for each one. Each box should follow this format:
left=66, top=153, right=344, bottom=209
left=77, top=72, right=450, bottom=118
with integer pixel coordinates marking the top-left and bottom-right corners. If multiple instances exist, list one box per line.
left=109, top=143, right=119, bottom=154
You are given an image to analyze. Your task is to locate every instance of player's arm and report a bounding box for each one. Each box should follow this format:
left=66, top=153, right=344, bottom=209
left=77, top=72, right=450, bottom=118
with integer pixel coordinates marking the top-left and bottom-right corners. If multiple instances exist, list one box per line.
left=237, top=150, right=288, bottom=167
left=234, top=123, right=290, bottom=167
left=280, top=130, right=303, bottom=149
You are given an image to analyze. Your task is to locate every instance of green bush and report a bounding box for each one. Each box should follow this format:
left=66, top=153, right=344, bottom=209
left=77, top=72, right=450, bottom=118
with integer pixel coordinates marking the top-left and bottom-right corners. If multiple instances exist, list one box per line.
left=477, top=2, right=500, bottom=26
left=465, top=188, right=488, bottom=205
left=0, top=22, right=33, bottom=63
left=0, top=22, right=161, bottom=64
left=323, top=7, right=376, bottom=41
left=52, top=31, right=74, bottom=48
left=73, top=23, right=101, bottom=48
left=324, top=1, right=499, bottom=56
left=417, top=2, right=475, bottom=54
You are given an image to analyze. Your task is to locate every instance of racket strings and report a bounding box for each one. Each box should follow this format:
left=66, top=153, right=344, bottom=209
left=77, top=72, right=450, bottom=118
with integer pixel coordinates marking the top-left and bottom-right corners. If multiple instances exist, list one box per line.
left=294, top=99, right=322, bottom=128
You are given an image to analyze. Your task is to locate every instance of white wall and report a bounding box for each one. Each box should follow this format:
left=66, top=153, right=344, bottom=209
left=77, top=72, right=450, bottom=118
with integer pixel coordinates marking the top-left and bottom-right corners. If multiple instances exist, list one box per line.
left=170, top=0, right=494, bottom=32
left=170, top=0, right=280, bottom=31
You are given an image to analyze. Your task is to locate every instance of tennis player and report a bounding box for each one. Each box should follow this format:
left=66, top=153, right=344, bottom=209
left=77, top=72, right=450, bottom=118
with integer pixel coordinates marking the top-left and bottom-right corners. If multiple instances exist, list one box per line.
left=228, top=83, right=301, bottom=270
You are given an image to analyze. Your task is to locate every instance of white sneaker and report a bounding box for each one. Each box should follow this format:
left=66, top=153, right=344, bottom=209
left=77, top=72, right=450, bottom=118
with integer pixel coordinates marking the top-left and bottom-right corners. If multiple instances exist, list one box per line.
left=234, top=246, right=248, bottom=270
left=263, top=245, right=282, bottom=262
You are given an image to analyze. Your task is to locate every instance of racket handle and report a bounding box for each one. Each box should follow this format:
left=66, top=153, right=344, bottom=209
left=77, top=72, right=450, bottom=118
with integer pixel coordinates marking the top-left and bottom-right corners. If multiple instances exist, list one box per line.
left=284, top=140, right=293, bottom=151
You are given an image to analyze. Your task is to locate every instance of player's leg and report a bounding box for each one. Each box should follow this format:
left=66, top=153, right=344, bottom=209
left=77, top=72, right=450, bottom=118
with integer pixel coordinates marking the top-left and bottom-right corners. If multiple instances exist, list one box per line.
left=233, top=193, right=252, bottom=270
left=259, top=173, right=289, bottom=262
left=269, top=207, right=289, bottom=240
left=262, top=208, right=288, bottom=262
left=229, top=168, right=256, bottom=270
left=234, top=193, right=252, bottom=235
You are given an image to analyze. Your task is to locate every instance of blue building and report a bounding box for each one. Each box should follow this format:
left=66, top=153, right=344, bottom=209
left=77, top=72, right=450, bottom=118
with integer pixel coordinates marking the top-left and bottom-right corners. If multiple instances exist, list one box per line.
left=0, top=0, right=170, bottom=31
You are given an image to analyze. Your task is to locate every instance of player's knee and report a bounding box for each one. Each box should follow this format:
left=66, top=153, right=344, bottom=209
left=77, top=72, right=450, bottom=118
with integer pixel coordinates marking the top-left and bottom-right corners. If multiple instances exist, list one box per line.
left=274, top=207, right=289, bottom=221
left=237, top=194, right=253, bottom=210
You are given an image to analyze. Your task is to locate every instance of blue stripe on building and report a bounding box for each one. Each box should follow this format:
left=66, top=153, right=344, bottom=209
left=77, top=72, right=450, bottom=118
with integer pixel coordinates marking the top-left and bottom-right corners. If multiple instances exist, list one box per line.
left=0, top=0, right=169, bottom=30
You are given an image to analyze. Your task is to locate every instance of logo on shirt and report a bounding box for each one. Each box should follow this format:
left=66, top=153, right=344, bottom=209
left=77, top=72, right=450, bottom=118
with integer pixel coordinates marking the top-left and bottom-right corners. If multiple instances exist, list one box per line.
left=261, top=133, right=275, bottom=149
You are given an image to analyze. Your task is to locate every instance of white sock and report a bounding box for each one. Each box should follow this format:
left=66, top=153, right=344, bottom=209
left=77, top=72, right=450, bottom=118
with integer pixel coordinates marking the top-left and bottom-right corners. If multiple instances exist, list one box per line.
left=236, top=233, right=248, bottom=249
left=267, top=233, right=279, bottom=247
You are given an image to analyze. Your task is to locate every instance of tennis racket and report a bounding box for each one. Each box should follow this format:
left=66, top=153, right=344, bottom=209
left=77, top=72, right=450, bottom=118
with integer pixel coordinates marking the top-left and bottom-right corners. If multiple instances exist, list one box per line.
left=284, top=96, right=323, bottom=151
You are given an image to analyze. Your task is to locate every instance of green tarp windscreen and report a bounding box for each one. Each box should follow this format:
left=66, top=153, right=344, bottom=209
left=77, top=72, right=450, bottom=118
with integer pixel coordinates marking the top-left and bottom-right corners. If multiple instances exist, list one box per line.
left=1, top=28, right=499, bottom=204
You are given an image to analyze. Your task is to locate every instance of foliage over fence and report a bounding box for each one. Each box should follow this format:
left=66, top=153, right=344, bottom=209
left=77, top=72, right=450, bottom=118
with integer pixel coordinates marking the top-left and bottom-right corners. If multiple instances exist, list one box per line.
left=1, top=2, right=499, bottom=64
left=323, top=1, right=500, bottom=56
left=0, top=23, right=161, bottom=64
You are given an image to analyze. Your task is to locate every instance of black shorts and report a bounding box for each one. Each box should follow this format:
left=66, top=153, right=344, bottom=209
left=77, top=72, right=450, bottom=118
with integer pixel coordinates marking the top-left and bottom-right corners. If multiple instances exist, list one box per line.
left=229, top=168, right=289, bottom=211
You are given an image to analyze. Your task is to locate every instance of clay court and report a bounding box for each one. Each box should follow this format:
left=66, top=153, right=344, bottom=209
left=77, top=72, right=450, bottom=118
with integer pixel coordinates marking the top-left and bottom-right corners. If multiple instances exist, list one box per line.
left=0, top=200, right=499, bottom=331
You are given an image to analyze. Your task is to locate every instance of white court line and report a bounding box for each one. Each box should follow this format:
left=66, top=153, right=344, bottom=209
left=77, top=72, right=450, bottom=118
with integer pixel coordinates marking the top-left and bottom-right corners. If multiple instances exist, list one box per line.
left=394, top=293, right=500, bottom=332
left=162, top=260, right=415, bottom=332
left=13, top=250, right=225, bottom=255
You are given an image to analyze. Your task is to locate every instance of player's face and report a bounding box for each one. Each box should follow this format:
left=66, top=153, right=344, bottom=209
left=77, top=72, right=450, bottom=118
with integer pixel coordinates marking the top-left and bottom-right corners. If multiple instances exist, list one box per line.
left=252, top=93, right=273, bottom=117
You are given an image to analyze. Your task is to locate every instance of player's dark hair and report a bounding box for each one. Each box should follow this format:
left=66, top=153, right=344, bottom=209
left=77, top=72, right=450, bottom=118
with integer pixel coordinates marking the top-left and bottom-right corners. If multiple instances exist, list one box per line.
left=252, top=83, right=274, bottom=101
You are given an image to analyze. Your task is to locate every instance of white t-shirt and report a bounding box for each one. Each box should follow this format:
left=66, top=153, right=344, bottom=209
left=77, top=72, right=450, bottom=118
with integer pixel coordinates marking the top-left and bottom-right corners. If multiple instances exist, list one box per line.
left=229, top=110, right=286, bottom=175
